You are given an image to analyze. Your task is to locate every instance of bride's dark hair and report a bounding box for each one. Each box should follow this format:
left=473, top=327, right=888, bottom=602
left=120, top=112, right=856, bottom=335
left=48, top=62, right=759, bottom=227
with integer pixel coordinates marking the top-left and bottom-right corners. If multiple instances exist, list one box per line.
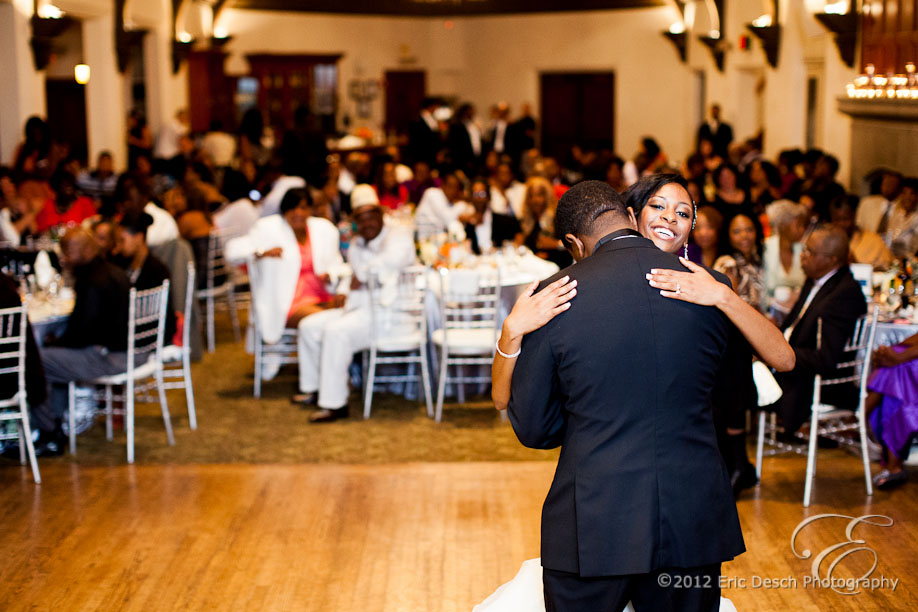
left=622, top=174, right=692, bottom=218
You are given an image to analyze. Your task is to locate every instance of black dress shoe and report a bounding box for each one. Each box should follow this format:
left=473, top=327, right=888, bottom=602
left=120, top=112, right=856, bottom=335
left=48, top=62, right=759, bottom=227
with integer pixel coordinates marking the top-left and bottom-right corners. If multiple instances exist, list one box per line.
left=4, top=429, right=65, bottom=458
left=731, top=463, right=759, bottom=498
left=309, top=407, right=349, bottom=423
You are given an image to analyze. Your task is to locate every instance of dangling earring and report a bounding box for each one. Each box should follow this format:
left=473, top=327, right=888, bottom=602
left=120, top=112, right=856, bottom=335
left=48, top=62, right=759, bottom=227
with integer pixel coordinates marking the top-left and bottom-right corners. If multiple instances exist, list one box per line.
left=683, top=242, right=689, bottom=259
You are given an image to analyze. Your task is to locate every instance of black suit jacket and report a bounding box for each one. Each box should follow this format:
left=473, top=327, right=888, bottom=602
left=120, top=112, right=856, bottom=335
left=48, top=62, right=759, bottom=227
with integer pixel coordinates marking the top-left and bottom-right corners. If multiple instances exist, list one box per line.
left=697, top=121, right=733, bottom=156
left=51, top=257, right=131, bottom=352
left=775, top=266, right=867, bottom=432
left=509, top=229, right=744, bottom=577
left=465, top=211, right=521, bottom=255
left=407, top=118, right=441, bottom=166
left=446, top=122, right=481, bottom=176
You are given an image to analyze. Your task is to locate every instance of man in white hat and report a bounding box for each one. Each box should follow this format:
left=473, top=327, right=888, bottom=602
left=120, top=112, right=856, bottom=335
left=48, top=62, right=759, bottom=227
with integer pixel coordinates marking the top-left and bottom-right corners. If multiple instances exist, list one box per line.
left=297, top=184, right=417, bottom=422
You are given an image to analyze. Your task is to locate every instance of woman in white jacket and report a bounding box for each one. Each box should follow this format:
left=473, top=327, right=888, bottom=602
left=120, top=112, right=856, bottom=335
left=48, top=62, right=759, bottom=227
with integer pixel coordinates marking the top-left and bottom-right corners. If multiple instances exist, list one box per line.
left=226, top=187, right=343, bottom=351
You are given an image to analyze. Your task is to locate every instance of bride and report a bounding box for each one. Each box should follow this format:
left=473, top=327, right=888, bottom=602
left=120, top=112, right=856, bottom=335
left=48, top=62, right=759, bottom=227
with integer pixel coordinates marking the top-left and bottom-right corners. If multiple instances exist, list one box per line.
left=481, top=174, right=795, bottom=611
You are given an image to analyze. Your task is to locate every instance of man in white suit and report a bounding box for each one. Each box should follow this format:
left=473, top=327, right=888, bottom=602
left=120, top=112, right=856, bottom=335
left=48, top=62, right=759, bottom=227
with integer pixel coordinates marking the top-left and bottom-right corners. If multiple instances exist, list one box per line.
left=298, top=185, right=417, bottom=422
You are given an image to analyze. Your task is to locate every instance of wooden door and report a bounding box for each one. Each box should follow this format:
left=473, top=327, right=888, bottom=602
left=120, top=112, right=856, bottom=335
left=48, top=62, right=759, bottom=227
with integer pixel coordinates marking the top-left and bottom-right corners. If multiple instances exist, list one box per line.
left=540, top=72, right=615, bottom=162
left=45, top=79, right=88, bottom=162
left=384, top=71, right=426, bottom=138
left=246, top=54, right=342, bottom=136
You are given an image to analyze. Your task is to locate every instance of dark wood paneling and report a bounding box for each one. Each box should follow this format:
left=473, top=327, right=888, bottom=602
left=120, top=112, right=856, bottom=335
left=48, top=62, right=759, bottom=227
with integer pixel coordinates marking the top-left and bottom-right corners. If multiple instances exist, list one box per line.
left=861, top=0, right=918, bottom=73
left=540, top=72, right=614, bottom=162
left=187, top=50, right=236, bottom=133
left=228, top=0, right=662, bottom=16
left=384, top=70, right=425, bottom=137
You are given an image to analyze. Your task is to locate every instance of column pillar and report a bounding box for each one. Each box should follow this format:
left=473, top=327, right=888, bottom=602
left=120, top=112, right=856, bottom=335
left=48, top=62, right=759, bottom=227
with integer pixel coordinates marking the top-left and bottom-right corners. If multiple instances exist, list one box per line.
left=0, top=0, right=48, bottom=165
left=82, top=14, right=127, bottom=170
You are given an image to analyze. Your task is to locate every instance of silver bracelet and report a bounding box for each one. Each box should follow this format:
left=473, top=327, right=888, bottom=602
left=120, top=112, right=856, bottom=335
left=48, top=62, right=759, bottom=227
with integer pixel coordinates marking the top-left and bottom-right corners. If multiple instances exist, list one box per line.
left=495, top=339, right=521, bottom=359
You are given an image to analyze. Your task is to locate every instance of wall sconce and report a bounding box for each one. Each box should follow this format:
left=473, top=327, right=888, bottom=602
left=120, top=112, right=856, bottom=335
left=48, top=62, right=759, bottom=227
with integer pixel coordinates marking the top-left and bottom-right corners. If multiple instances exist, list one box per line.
left=698, top=32, right=726, bottom=72
left=210, top=26, right=232, bottom=48
left=746, top=1, right=781, bottom=69
left=746, top=19, right=781, bottom=68
left=115, top=0, right=147, bottom=73
left=814, top=8, right=858, bottom=68
left=172, top=39, right=194, bottom=73
left=662, top=23, right=688, bottom=63
left=74, top=63, right=90, bottom=84
left=29, top=11, right=73, bottom=71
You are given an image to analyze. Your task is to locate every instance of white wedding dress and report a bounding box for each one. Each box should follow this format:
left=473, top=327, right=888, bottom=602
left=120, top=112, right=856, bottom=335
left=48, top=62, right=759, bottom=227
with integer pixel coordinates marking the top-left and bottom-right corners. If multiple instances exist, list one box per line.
left=473, top=559, right=737, bottom=612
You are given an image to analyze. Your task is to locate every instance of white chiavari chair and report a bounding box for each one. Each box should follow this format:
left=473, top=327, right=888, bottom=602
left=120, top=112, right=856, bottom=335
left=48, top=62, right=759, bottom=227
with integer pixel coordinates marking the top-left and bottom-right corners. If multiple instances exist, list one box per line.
left=68, top=282, right=174, bottom=464
left=161, top=262, right=197, bottom=429
left=363, top=266, right=434, bottom=419
left=0, top=305, right=40, bottom=483
left=432, top=267, right=501, bottom=422
left=197, top=229, right=241, bottom=353
left=755, top=309, right=879, bottom=507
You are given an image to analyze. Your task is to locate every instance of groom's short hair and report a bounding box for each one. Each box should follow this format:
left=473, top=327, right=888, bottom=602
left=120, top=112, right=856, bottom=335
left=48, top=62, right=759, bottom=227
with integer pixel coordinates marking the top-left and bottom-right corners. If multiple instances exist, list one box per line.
left=554, top=180, right=628, bottom=241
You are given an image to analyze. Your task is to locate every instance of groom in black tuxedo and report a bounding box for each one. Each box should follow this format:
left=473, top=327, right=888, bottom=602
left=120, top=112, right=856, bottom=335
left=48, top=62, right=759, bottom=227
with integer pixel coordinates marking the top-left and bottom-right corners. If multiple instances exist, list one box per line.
left=508, top=181, right=744, bottom=611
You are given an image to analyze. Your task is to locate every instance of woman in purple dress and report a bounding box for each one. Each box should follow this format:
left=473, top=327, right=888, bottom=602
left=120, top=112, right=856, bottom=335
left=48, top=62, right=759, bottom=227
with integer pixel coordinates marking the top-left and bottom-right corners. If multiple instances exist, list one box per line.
left=867, top=336, right=918, bottom=488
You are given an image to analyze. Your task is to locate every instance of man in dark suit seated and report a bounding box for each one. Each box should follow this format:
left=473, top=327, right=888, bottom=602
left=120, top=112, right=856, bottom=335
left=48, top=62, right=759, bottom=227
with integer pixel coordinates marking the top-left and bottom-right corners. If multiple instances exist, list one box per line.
left=509, top=181, right=744, bottom=611
left=464, top=177, right=521, bottom=255
left=28, top=228, right=131, bottom=455
left=772, top=225, right=867, bottom=437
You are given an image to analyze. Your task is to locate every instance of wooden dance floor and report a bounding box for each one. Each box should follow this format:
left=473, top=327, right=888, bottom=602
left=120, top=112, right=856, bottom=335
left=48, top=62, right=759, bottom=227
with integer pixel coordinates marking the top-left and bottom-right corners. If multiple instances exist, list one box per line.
left=1, top=454, right=916, bottom=611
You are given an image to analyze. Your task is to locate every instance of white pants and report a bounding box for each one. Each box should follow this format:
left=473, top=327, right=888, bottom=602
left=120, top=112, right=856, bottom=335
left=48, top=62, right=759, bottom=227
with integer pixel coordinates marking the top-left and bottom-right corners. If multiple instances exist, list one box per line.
left=297, top=307, right=371, bottom=409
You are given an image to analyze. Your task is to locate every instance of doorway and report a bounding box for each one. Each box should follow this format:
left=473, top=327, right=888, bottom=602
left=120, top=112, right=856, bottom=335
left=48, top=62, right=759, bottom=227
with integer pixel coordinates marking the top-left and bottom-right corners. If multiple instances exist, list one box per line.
left=540, top=72, right=615, bottom=162
left=45, top=80, right=88, bottom=163
left=385, top=71, right=426, bottom=139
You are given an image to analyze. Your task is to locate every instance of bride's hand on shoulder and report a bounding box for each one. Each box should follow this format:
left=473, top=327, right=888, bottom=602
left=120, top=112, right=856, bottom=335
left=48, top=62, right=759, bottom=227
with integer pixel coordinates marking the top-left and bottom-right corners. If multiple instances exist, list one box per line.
left=645, top=257, right=731, bottom=307
left=503, top=275, right=577, bottom=340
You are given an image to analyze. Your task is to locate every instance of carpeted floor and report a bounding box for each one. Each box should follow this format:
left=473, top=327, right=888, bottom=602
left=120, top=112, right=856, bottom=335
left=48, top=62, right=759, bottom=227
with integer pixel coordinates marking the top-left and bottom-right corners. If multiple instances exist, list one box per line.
left=20, top=312, right=559, bottom=466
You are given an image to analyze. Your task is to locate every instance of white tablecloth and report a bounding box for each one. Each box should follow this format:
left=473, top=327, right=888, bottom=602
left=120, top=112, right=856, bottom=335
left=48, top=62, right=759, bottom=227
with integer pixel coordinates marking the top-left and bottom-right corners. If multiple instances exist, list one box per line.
left=875, top=321, right=918, bottom=347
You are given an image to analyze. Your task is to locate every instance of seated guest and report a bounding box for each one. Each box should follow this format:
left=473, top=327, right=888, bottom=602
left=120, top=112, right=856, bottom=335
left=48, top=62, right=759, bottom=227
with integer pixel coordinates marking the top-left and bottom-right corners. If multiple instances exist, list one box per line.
left=829, top=194, right=892, bottom=270
left=373, top=161, right=409, bottom=211
left=746, top=159, right=782, bottom=215
left=865, top=333, right=918, bottom=489
left=414, top=172, right=468, bottom=238
left=260, top=168, right=306, bottom=218
left=770, top=226, right=867, bottom=437
left=712, top=163, right=752, bottom=223
left=763, top=200, right=808, bottom=310
left=112, top=209, right=176, bottom=342
left=212, top=169, right=259, bottom=238
left=91, top=218, right=116, bottom=259
left=883, top=178, right=918, bottom=257
left=35, top=170, right=97, bottom=234
left=225, top=188, right=343, bottom=378
left=404, top=160, right=440, bottom=206
left=112, top=173, right=179, bottom=248
left=489, top=162, right=526, bottom=218
left=714, top=213, right=765, bottom=311
left=28, top=228, right=131, bottom=455
left=0, top=168, right=39, bottom=246
left=687, top=205, right=723, bottom=268
left=297, top=192, right=417, bottom=422
left=76, top=151, right=118, bottom=202
left=464, top=178, right=521, bottom=255
left=517, top=176, right=570, bottom=267
left=796, top=154, right=845, bottom=221
left=857, top=170, right=903, bottom=234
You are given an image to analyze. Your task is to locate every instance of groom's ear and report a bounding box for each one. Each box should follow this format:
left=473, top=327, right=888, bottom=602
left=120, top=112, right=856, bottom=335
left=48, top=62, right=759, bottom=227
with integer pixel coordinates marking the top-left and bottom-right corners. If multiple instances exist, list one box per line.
left=626, top=207, right=638, bottom=229
left=564, top=233, right=585, bottom=262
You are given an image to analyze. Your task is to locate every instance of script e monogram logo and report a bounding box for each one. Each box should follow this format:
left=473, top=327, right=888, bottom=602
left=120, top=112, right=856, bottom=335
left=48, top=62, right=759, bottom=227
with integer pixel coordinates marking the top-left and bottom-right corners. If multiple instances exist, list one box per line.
left=790, top=513, right=895, bottom=595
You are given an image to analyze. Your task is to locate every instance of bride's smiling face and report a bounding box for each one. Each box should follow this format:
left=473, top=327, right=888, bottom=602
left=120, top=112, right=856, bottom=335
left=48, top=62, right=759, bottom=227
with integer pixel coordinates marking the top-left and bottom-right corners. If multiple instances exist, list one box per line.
left=638, top=183, right=694, bottom=254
